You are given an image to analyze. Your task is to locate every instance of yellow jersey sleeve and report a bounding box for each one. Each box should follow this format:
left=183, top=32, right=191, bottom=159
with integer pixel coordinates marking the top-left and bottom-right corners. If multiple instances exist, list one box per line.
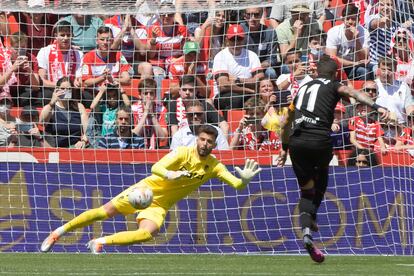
left=212, top=162, right=244, bottom=190
left=151, top=148, right=185, bottom=178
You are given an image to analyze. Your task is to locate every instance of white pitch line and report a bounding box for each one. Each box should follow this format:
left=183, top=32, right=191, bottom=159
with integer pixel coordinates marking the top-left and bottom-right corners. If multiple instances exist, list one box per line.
left=396, top=264, right=414, bottom=267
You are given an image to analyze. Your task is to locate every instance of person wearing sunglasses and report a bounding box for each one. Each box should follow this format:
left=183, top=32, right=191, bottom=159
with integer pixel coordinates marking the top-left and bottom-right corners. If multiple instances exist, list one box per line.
left=170, top=99, right=229, bottom=150
left=241, top=7, right=281, bottom=79
left=389, top=27, right=414, bottom=85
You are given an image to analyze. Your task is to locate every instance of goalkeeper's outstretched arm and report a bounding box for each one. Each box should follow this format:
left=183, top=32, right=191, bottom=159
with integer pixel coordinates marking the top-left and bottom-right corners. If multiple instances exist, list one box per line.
left=215, top=159, right=262, bottom=190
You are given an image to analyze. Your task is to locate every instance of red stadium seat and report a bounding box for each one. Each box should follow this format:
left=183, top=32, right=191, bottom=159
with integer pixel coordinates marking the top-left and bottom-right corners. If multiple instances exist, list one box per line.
left=121, top=78, right=140, bottom=98
left=227, top=109, right=245, bottom=134
left=351, top=80, right=365, bottom=90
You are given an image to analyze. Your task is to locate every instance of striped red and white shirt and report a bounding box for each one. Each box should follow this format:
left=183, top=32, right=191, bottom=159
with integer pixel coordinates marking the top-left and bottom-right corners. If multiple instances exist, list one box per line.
left=348, top=116, right=384, bottom=148
left=398, top=127, right=414, bottom=145
left=81, top=50, right=131, bottom=86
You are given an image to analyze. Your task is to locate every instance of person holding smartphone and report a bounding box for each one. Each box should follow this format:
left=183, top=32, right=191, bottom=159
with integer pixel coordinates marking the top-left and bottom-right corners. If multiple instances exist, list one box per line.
left=40, top=76, right=89, bottom=148
left=0, top=32, right=40, bottom=107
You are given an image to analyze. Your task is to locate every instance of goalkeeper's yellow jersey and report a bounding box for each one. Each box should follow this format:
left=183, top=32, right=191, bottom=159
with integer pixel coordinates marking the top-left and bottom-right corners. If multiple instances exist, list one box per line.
left=143, top=146, right=243, bottom=208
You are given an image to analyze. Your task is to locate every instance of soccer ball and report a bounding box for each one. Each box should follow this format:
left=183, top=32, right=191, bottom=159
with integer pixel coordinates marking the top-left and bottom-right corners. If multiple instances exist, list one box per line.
left=128, top=185, right=153, bottom=209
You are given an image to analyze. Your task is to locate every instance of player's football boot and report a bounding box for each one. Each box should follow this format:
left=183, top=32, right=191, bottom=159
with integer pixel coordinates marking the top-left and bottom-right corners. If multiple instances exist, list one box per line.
left=86, top=239, right=103, bottom=254
left=40, top=231, right=60, bottom=253
left=303, top=235, right=325, bottom=263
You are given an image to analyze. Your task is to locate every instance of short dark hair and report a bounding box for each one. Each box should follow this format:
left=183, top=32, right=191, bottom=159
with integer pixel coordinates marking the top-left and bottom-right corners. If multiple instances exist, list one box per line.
left=97, top=26, right=113, bottom=36
left=317, top=55, right=338, bottom=80
left=54, top=21, right=72, bottom=35
left=342, top=3, right=359, bottom=17
left=196, top=124, right=218, bottom=140
left=181, top=75, right=196, bottom=87
left=283, top=48, right=301, bottom=63
left=117, top=105, right=131, bottom=117
left=185, top=99, right=205, bottom=111
left=378, top=57, right=397, bottom=70
left=138, top=78, right=157, bottom=94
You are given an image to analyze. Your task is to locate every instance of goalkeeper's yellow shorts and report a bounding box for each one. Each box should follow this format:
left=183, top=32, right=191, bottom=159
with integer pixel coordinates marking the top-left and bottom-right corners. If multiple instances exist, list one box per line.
left=110, top=180, right=167, bottom=229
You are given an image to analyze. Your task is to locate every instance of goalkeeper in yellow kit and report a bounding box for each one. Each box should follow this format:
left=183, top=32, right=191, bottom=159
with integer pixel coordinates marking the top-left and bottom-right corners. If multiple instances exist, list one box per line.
left=41, top=125, right=261, bottom=253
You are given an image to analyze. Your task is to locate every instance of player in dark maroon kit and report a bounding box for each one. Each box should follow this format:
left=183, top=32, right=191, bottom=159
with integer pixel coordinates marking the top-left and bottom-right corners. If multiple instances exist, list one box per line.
left=278, top=55, right=389, bottom=263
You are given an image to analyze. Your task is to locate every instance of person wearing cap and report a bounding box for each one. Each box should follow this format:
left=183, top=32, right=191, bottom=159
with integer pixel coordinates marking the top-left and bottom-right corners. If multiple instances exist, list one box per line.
left=276, top=4, right=321, bottom=57
left=331, top=102, right=351, bottom=150
left=212, top=24, right=264, bottom=113
left=267, top=1, right=325, bottom=29
left=326, top=4, right=373, bottom=80
left=241, top=6, right=282, bottom=79
left=168, top=41, right=209, bottom=98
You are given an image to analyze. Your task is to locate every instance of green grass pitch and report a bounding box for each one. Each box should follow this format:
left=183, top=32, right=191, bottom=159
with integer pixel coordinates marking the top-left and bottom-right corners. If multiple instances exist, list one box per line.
left=0, top=254, right=413, bottom=275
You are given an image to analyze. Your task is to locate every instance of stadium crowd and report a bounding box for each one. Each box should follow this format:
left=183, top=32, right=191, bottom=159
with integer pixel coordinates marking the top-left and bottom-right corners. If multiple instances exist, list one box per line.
left=0, top=0, right=414, bottom=165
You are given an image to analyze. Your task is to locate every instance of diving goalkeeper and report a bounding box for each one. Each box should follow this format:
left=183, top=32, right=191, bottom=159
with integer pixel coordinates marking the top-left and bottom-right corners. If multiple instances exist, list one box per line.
left=41, top=125, right=261, bottom=253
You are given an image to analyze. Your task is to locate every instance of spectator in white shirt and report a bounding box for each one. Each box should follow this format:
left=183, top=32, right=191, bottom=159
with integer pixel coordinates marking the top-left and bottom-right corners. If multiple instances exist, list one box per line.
left=276, top=48, right=314, bottom=99
left=212, top=24, right=264, bottom=113
left=375, top=57, right=414, bottom=124
left=326, top=4, right=373, bottom=80
left=170, top=99, right=229, bottom=150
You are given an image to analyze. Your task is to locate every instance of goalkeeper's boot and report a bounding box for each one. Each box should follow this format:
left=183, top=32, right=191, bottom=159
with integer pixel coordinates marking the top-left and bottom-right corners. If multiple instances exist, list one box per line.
left=87, top=239, right=103, bottom=254
left=40, top=231, right=60, bottom=253
left=303, top=235, right=325, bottom=263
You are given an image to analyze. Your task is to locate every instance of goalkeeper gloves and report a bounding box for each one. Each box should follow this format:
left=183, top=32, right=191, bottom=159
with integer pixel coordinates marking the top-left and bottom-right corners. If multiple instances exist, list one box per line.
left=235, top=159, right=262, bottom=186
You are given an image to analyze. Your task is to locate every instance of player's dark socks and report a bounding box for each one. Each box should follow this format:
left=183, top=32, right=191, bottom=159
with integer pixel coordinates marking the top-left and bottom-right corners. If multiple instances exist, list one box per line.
left=299, top=198, right=316, bottom=229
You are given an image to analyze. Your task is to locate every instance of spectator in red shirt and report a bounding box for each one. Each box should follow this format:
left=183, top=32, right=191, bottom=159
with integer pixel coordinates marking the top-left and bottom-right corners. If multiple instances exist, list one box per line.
left=394, top=113, right=414, bottom=153
left=147, top=1, right=188, bottom=71
left=131, top=78, right=168, bottom=149
left=81, top=26, right=131, bottom=107
left=349, top=102, right=387, bottom=153
left=0, top=32, right=40, bottom=107
left=37, top=21, right=83, bottom=106
left=104, top=14, right=154, bottom=79
left=168, top=41, right=209, bottom=98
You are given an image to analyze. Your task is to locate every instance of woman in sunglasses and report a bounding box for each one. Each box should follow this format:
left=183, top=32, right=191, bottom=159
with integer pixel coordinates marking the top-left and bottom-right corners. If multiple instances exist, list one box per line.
left=389, top=27, right=414, bottom=85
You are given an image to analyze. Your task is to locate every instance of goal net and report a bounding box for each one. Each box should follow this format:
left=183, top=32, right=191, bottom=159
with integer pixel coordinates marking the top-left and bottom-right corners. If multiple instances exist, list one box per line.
left=0, top=0, right=413, bottom=255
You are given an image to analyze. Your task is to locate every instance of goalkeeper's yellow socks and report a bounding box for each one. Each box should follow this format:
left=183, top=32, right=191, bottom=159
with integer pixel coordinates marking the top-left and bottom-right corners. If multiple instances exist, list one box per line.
left=61, top=207, right=109, bottom=234
left=101, top=229, right=153, bottom=245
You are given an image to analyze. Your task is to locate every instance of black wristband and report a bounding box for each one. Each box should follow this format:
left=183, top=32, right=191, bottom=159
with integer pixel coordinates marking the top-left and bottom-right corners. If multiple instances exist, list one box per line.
left=371, top=103, right=383, bottom=111
left=282, top=143, right=289, bottom=151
